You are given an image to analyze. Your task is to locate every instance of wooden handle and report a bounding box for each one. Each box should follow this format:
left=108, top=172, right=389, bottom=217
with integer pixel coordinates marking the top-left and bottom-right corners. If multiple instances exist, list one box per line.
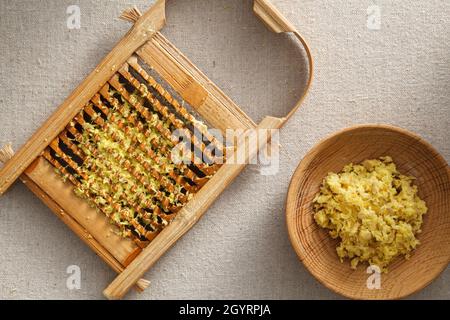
left=0, top=146, right=150, bottom=293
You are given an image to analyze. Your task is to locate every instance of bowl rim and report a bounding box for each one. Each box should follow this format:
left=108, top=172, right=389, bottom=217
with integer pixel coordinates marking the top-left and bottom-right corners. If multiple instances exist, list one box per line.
left=285, top=123, right=450, bottom=300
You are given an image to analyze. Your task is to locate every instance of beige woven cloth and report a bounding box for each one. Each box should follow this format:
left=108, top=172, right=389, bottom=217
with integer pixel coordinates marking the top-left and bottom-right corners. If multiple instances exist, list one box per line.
left=0, top=0, right=448, bottom=299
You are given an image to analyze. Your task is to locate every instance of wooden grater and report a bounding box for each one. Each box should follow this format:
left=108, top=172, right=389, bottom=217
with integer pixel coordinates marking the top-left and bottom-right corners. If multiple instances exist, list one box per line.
left=0, top=0, right=312, bottom=299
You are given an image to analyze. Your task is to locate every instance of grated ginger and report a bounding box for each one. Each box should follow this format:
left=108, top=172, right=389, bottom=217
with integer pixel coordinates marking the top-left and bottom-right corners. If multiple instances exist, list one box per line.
left=313, top=156, right=427, bottom=272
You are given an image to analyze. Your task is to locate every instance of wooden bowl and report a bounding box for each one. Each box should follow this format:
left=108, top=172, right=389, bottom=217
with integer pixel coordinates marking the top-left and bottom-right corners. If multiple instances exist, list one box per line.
left=286, top=124, right=450, bottom=299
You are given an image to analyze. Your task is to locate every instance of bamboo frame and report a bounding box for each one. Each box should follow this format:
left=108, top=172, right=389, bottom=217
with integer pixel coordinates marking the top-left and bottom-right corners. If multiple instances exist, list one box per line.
left=0, top=0, right=313, bottom=299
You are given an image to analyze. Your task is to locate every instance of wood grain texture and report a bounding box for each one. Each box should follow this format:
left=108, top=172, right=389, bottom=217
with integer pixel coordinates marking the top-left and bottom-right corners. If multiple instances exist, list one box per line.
left=103, top=116, right=285, bottom=299
left=0, top=0, right=167, bottom=196
left=286, top=124, right=450, bottom=300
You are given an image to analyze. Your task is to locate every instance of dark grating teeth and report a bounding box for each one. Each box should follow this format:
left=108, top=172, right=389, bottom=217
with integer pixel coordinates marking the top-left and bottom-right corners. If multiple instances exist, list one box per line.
left=45, top=60, right=224, bottom=246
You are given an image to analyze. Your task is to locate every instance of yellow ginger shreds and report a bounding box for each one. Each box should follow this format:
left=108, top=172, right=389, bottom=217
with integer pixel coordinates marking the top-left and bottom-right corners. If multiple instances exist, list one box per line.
left=44, top=150, right=137, bottom=237
left=313, top=156, right=428, bottom=272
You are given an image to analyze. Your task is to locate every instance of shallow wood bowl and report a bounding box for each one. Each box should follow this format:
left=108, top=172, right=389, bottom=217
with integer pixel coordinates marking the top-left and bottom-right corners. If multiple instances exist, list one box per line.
left=286, top=124, right=450, bottom=299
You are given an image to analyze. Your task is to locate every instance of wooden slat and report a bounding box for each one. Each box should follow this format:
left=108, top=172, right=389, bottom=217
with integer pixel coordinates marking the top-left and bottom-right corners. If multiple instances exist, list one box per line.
left=0, top=0, right=167, bottom=195
left=136, top=32, right=256, bottom=132
left=103, top=116, right=284, bottom=299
